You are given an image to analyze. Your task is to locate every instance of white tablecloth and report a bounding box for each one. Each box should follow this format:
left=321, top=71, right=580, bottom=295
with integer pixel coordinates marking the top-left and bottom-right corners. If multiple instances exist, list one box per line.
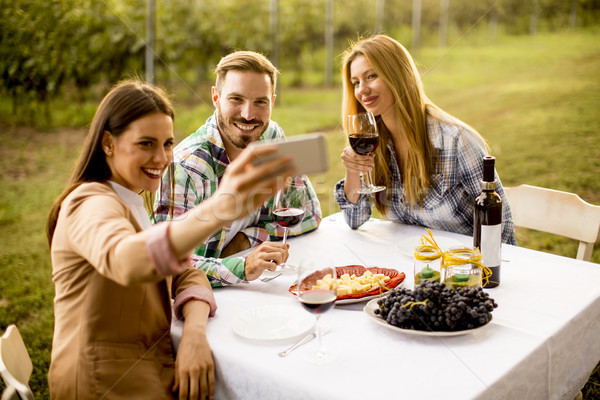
left=172, top=213, right=600, bottom=400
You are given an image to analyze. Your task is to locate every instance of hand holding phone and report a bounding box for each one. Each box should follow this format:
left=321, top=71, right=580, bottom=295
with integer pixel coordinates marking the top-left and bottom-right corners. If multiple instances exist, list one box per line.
left=249, top=133, right=329, bottom=176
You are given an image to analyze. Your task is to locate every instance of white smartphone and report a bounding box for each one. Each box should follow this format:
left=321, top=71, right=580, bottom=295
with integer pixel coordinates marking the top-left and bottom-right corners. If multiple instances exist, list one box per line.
left=249, top=133, right=329, bottom=176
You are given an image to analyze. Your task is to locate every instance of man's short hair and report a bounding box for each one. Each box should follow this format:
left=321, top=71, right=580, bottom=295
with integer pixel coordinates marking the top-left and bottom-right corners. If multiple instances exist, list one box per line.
left=215, top=51, right=279, bottom=96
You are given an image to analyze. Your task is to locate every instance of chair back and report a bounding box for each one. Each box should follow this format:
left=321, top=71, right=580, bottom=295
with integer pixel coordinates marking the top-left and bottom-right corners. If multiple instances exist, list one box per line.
left=0, top=325, right=34, bottom=400
left=504, top=184, right=600, bottom=261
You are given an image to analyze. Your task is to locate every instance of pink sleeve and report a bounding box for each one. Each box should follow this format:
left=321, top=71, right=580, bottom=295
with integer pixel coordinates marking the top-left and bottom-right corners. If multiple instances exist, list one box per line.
left=145, top=222, right=188, bottom=276
left=173, top=286, right=217, bottom=320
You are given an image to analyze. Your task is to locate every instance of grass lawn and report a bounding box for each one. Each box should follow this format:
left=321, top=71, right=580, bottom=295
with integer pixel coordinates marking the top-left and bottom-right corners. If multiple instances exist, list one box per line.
left=0, top=30, right=599, bottom=398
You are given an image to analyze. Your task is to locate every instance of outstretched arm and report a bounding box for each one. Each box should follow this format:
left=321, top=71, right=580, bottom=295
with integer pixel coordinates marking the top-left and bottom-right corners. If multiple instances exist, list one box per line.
left=167, top=145, right=295, bottom=260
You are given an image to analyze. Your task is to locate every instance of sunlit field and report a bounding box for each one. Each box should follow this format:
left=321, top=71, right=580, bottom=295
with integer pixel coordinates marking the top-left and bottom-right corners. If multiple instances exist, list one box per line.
left=0, top=30, right=599, bottom=397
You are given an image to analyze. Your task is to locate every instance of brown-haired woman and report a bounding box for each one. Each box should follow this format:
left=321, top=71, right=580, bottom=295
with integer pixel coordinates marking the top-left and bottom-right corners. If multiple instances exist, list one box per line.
left=46, top=79, right=294, bottom=399
left=335, top=34, right=516, bottom=244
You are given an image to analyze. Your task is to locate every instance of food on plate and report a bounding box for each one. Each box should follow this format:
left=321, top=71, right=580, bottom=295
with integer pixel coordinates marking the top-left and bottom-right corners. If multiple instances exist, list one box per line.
left=313, top=270, right=391, bottom=297
left=289, top=265, right=405, bottom=301
left=374, top=280, right=497, bottom=332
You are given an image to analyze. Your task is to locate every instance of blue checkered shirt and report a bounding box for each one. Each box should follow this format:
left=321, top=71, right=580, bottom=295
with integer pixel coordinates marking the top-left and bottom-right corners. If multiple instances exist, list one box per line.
left=334, top=116, right=517, bottom=245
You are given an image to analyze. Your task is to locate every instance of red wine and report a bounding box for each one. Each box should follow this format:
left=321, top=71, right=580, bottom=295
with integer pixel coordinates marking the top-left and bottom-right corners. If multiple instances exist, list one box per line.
left=349, top=133, right=379, bottom=155
left=473, top=156, right=502, bottom=288
left=299, top=289, right=337, bottom=314
left=273, top=208, right=305, bottom=227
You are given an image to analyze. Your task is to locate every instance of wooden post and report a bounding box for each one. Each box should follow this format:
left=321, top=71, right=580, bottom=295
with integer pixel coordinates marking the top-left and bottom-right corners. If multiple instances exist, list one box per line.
left=489, top=2, right=498, bottom=44
left=145, top=0, right=155, bottom=84
left=530, top=0, right=538, bottom=36
left=569, top=0, right=577, bottom=29
left=412, top=0, right=421, bottom=58
left=375, top=0, right=385, bottom=33
left=439, top=0, right=449, bottom=48
left=325, top=0, right=334, bottom=87
left=270, top=0, right=279, bottom=68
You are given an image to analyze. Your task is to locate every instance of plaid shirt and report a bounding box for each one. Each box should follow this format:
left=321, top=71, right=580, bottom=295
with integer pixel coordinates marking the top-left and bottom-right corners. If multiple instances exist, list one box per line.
left=335, top=115, right=517, bottom=245
left=155, top=112, right=322, bottom=287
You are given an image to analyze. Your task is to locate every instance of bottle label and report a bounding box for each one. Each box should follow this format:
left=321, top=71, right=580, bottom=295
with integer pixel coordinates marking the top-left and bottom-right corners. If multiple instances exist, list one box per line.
left=481, top=224, right=501, bottom=267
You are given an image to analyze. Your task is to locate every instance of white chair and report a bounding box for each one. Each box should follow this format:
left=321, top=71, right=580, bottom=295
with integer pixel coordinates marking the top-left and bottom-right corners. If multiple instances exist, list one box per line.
left=0, top=325, right=34, bottom=400
left=504, top=184, right=600, bottom=261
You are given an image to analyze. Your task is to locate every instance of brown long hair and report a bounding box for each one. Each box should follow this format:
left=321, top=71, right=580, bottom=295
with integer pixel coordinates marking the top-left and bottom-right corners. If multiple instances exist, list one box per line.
left=46, top=79, right=174, bottom=245
left=341, top=35, right=487, bottom=213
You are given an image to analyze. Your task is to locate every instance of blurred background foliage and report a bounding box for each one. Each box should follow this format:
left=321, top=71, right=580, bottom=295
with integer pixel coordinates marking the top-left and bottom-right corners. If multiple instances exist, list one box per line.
left=1, top=1, right=600, bottom=398
left=1, top=0, right=599, bottom=121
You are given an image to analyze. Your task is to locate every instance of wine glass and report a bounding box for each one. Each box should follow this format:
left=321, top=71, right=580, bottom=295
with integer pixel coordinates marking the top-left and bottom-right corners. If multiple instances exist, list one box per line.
left=273, top=179, right=307, bottom=271
left=347, top=112, right=386, bottom=194
left=297, top=261, right=338, bottom=365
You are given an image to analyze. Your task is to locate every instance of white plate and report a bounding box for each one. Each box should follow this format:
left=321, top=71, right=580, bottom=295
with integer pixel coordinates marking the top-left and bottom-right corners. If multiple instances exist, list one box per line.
left=232, top=305, right=315, bottom=341
left=396, top=235, right=464, bottom=257
left=336, top=294, right=381, bottom=305
left=363, top=298, right=491, bottom=337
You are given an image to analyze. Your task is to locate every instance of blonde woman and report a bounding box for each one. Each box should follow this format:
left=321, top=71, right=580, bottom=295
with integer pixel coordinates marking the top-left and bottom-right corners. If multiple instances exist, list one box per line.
left=335, top=34, right=516, bottom=244
left=46, top=80, right=294, bottom=399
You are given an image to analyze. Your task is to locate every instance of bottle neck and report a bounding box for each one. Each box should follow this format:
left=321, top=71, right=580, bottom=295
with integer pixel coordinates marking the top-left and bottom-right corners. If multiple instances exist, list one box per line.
left=481, top=180, right=497, bottom=191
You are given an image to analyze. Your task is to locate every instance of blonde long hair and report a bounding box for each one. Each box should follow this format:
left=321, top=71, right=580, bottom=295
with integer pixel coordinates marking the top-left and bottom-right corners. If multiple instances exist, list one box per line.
left=341, top=34, right=487, bottom=213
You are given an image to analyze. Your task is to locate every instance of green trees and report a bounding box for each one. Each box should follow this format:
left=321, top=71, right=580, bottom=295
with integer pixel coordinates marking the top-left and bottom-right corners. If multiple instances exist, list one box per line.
left=0, top=0, right=142, bottom=120
left=1, top=0, right=597, bottom=113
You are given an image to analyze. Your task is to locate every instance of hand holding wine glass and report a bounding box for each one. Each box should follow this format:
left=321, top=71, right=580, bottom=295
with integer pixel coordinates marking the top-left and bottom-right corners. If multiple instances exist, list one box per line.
left=297, top=261, right=338, bottom=365
left=273, top=179, right=307, bottom=271
left=347, top=112, right=386, bottom=194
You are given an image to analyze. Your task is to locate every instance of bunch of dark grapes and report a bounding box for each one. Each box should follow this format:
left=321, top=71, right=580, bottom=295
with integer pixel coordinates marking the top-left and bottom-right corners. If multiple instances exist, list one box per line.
left=374, top=280, right=498, bottom=331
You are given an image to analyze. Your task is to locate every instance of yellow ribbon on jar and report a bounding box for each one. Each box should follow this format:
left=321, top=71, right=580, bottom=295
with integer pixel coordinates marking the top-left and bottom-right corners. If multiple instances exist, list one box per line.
left=413, top=246, right=442, bottom=262
left=419, top=229, right=492, bottom=287
left=414, top=228, right=442, bottom=261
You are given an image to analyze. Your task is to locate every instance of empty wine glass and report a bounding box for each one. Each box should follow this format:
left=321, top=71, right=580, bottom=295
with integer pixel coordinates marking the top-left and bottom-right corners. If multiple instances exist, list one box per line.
left=347, top=112, right=386, bottom=194
left=273, top=179, right=307, bottom=271
left=297, top=261, right=338, bottom=365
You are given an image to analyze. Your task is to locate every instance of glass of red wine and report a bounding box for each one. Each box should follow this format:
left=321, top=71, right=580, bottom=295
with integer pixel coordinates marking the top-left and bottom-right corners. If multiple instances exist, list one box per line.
left=273, top=179, right=307, bottom=271
left=347, top=112, right=386, bottom=194
left=297, top=261, right=338, bottom=365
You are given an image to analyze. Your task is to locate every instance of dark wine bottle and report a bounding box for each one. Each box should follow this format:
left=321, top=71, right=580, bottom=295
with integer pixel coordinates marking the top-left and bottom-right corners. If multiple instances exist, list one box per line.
left=473, top=156, right=502, bottom=288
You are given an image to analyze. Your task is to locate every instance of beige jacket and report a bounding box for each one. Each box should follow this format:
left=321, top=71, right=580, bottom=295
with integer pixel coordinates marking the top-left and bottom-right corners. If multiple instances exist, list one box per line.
left=49, top=182, right=215, bottom=399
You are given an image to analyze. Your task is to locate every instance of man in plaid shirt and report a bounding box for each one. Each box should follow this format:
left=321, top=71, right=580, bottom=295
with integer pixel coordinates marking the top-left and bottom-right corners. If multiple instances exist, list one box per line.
left=154, top=51, right=321, bottom=287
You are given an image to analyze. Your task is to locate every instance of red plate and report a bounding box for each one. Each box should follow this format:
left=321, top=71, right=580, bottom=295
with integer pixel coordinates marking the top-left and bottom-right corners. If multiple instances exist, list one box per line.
left=289, top=265, right=406, bottom=301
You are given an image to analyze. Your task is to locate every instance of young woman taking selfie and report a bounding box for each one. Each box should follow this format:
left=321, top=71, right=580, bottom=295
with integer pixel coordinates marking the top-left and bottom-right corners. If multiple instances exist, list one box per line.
left=46, top=80, right=294, bottom=399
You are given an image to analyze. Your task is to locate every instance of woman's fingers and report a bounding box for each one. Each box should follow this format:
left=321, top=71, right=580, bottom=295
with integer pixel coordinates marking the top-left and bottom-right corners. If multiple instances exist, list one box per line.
left=231, top=144, right=295, bottom=188
left=173, top=327, right=215, bottom=400
left=198, top=360, right=215, bottom=400
left=341, top=146, right=374, bottom=173
left=207, top=364, right=215, bottom=399
left=211, top=147, right=295, bottom=222
left=228, top=148, right=295, bottom=195
left=188, top=373, right=198, bottom=400
left=173, top=373, right=179, bottom=393
left=228, top=143, right=278, bottom=173
left=177, top=374, right=189, bottom=400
